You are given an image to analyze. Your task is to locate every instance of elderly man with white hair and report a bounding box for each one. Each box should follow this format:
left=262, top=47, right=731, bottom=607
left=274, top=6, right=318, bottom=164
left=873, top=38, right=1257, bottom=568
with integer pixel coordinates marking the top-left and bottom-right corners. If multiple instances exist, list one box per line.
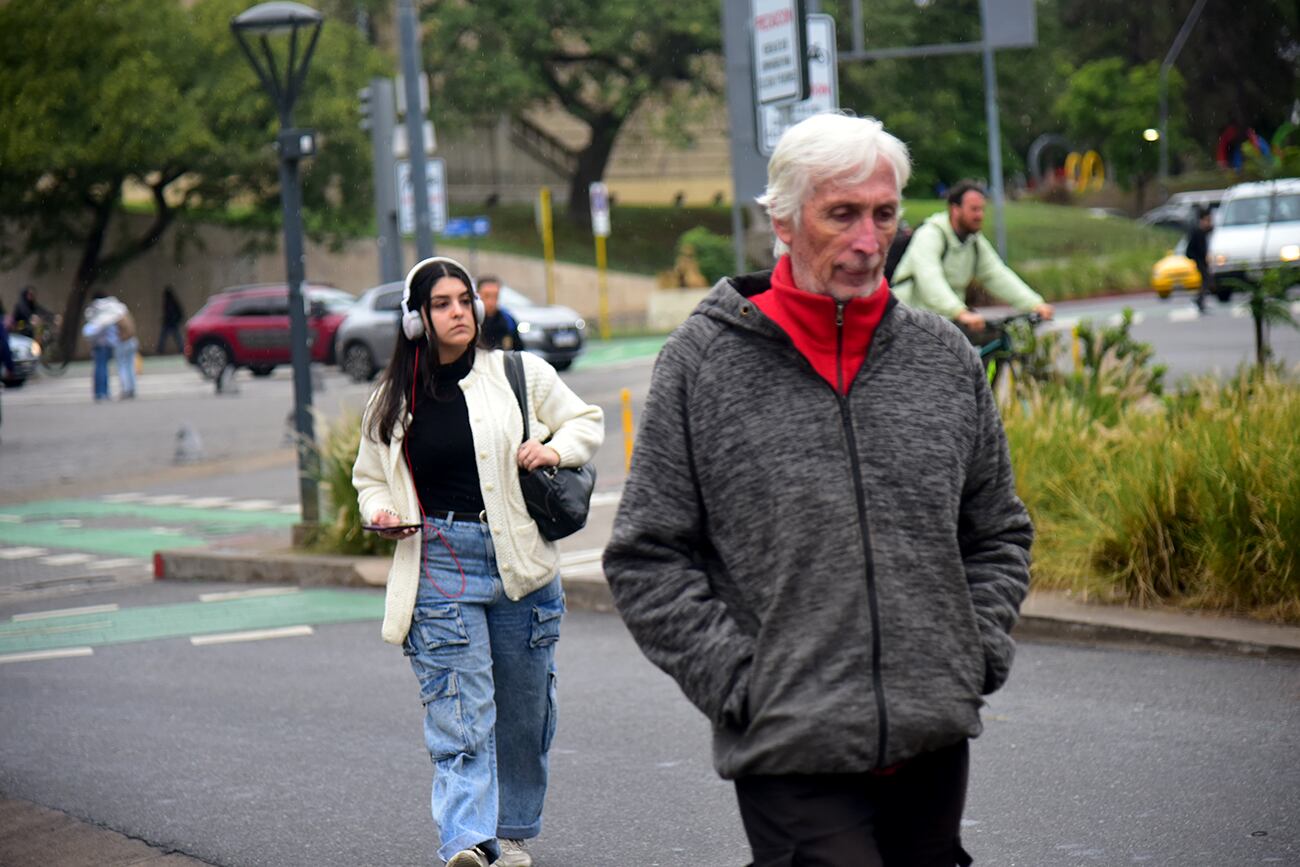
left=603, top=113, right=1034, bottom=866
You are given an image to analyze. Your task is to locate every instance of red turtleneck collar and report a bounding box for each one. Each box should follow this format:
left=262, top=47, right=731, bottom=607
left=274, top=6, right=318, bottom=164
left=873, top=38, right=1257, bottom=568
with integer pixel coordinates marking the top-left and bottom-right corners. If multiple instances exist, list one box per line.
left=751, top=255, right=891, bottom=394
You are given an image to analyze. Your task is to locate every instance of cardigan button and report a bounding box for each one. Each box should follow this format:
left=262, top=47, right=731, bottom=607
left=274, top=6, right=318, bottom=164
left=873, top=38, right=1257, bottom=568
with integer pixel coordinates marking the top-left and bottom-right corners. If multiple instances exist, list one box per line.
left=485, top=483, right=495, bottom=492
left=479, top=451, right=488, bottom=459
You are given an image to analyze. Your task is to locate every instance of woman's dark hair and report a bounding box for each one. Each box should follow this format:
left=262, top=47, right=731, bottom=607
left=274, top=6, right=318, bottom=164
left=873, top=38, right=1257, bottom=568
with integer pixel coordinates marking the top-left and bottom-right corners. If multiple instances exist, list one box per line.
left=367, top=259, right=480, bottom=445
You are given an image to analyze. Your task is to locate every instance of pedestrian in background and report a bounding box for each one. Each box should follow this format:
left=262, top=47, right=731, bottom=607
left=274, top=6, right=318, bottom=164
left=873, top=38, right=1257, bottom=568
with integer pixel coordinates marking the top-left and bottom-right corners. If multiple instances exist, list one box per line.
left=82, top=292, right=125, bottom=402
left=1186, top=207, right=1215, bottom=314
left=604, top=113, right=1033, bottom=866
left=353, top=257, right=603, bottom=867
left=114, top=304, right=138, bottom=399
left=157, top=285, right=185, bottom=354
left=477, top=276, right=522, bottom=351
left=0, top=301, right=14, bottom=434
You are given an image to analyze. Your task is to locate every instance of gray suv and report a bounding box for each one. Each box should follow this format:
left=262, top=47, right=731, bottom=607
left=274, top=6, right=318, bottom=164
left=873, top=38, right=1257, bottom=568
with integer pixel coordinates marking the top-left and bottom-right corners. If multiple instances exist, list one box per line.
left=335, top=281, right=587, bottom=382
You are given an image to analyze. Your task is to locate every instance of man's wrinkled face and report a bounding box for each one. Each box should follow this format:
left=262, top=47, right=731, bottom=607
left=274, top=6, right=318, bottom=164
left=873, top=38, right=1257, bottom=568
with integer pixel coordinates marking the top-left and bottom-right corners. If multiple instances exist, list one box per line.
left=950, top=190, right=985, bottom=236
left=773, top=161, right=900, bottom=301
left=478, top=280, right=500, bottom=317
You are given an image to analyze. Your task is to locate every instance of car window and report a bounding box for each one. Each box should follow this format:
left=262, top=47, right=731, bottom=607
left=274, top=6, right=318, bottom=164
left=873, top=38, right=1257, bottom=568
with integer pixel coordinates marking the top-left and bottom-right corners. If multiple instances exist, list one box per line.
left=224, top=297, right=272, bottom=317
left=375, top=291, right=402, bottom=312
left=1218, top=196, right=1271, bottom=227
left=500, top=286, right=537, bottom=309
left=311, top=289, right=356, bottom=314
left=263, top=296, right=290, bottom=316
left=1272, top=194, right=1300, bottom=223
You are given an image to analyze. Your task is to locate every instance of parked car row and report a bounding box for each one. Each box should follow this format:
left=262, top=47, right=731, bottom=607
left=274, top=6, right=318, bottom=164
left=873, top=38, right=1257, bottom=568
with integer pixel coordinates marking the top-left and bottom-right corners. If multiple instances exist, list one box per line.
left=183, top=280, right=586, bottom=381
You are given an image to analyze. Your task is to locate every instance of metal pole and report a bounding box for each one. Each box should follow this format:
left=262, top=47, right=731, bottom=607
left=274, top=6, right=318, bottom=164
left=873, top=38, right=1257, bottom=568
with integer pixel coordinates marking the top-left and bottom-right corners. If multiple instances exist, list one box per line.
left=276, top=132, right=319, bottom=524
left=978, top=0, right=1008, bottom=259
left=369, top=77, right=403, bottom=283
left=398, top=0, right=434, bottom=258
left=1159, top=0, right=1210, bottom=195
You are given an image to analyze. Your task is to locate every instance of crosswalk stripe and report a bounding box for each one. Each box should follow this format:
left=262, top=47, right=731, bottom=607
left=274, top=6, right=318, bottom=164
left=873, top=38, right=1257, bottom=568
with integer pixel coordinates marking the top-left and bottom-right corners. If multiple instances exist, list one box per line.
left=91, top=558, right=146, bottom=571
left=191, top=625, right=314, bottom=646
left=0, top=547, right=49, bottom=560
left=101, top=493, right=146, bottom=503
left=185, top=497, right=233, bottom=509
left=137, top=495, right=190, bottom=506
left=229, top=499, right=279, bottom=511
left=0, top=515, right=23, bottom=523
left=199, top=587, right=301, bottom=603
left=1168, top=308, right=1200, bottom=323
left=39, top=553, right=95, bottom=566
left=0, top=647, right=95, bottom=664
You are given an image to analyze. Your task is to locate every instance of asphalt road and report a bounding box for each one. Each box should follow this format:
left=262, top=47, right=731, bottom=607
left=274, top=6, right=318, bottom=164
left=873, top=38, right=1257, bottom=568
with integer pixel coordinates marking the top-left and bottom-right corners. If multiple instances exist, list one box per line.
left=0, top=580, right=1296, bottom=866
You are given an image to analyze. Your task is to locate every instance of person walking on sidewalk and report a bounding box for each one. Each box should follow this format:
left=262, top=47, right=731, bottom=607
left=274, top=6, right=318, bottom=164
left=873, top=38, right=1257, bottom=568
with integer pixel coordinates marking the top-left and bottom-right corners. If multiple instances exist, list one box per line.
left=114, top=305, right=139, bottom=399
left=603, top=113, right=1034, bottom=867
left=82, top=293, right=126, bottom=402
left=1185, top=207, right=1215, bottom=314
left=353, top=257, right=604, bottom=867
left=157, top=285, right=185, bottom=354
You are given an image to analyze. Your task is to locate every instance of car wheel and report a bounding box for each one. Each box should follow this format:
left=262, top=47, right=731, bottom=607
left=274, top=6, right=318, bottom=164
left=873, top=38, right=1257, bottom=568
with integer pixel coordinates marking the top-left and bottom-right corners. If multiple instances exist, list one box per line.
left=551, top=359, right=573, bottom=372
left=249, top=365, right=276, bottom=377
left=195, top=341, right=233, bottom=381
left=342, top=342, right=376, bottom=382
left=1216, top=285, right=1234, bottom=303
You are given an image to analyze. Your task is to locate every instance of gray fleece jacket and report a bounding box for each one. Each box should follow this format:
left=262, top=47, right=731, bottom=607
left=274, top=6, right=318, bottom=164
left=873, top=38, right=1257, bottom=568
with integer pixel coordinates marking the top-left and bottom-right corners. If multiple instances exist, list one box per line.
left=602, top=272, right=1033, bottom=779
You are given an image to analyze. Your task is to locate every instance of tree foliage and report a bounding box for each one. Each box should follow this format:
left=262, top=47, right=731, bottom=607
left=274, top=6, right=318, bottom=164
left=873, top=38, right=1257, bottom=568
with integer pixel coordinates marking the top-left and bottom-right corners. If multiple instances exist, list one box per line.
left=0, top=0, right=382, bottom=355
left=422, top=0, right=721, bottom=223
left=1054, top=59, right=1186, bottom=206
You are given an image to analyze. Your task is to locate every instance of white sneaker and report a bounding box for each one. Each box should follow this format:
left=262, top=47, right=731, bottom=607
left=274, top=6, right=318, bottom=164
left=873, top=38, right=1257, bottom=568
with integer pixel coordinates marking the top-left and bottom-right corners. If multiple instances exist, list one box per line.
left=446, top=846, right=491, bottom=867
left=493, top=838, right=533, bottom=867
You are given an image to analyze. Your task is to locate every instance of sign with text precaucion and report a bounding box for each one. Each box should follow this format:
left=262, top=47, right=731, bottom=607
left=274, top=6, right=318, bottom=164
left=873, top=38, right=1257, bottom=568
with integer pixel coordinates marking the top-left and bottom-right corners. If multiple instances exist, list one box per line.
left=396, top=158, right=447, bottom=235
left=758, top=14, right=838, bottom=156
left=751, top=0, right=808, bottom=106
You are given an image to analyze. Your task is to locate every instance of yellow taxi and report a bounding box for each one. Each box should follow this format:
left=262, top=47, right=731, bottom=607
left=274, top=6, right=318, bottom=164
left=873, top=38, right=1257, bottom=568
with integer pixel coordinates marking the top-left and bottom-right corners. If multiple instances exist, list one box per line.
left=1151, top=242, right=1202, bottom=299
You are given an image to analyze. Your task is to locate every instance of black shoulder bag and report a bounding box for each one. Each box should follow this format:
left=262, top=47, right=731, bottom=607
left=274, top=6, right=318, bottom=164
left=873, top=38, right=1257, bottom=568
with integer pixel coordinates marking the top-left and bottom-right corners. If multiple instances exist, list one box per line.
left=503, top=352, right=597, bottom=541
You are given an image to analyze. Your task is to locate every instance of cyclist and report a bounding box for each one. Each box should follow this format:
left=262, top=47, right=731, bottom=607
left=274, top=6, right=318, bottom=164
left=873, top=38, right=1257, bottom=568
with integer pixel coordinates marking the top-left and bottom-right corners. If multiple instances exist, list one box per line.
left=890, top=180, right=1054, bottom=331
left=11, top=286, right=53, bottom=339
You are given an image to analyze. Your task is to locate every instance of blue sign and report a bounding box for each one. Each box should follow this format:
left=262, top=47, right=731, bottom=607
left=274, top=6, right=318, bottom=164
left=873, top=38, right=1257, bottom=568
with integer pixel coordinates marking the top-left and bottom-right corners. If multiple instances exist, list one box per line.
left=441, top=216, right=491, bottom=238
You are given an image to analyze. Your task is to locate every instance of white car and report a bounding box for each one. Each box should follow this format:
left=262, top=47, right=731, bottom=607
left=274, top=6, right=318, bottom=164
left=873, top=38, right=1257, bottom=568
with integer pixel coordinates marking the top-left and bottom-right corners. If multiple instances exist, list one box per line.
left=1208, top=178, right=1300, bottom=300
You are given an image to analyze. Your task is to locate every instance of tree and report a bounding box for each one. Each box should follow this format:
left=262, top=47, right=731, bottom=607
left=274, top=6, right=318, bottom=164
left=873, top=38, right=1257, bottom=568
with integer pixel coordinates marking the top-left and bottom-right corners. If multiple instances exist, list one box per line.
left=1054, top=59, right=1186, bottom=210
left=0, top=0, right=381, bottom=360
left=422, top=0, right=722, bottom=223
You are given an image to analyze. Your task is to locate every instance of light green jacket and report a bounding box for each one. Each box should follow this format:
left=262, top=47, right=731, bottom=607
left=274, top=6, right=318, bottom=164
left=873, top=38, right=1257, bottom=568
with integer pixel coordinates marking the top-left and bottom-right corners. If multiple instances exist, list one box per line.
left=891, top=212, right=1043, bottom=319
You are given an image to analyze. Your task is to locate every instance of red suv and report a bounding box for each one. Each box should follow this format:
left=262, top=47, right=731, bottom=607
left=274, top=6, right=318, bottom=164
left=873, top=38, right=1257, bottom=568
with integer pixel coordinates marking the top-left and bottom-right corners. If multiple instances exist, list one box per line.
left=184, top=284, right=357, bottom=380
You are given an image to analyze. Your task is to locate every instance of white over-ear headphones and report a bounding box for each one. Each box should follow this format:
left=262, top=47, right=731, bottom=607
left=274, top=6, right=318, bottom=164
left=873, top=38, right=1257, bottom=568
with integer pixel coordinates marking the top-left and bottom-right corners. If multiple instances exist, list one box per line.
left=400, top=256, right=485, bottom=341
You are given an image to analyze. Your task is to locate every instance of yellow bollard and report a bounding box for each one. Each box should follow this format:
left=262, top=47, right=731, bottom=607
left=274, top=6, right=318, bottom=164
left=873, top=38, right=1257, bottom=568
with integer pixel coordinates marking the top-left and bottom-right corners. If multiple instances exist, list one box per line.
left=620, top=387, right=635, bottom=473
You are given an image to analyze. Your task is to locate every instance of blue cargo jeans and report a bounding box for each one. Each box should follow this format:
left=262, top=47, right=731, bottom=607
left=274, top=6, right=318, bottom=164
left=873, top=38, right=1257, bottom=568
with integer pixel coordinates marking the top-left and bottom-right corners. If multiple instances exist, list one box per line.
left=403, top=512, right=563, bottom=864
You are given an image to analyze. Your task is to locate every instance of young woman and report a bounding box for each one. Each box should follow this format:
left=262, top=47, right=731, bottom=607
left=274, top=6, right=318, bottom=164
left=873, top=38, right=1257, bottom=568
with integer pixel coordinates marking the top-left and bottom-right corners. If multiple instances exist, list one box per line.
left=353, top=257, right=604, bottom=867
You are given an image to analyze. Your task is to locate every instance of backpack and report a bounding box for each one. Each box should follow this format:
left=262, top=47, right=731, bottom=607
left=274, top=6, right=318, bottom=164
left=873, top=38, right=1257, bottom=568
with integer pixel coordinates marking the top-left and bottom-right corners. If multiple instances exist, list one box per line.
left=885, top=221, right=977, bottom=287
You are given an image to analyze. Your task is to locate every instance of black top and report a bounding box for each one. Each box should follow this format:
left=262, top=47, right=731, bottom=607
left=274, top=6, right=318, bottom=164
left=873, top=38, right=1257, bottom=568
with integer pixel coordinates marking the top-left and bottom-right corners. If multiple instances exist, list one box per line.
left=405, top=352, right=486, bottom=516
left=1185, top=224, right=1211, bottom=271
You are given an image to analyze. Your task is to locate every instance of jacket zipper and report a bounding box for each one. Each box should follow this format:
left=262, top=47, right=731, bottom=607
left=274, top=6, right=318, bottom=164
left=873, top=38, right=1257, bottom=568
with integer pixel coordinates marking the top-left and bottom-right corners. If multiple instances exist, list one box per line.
left=834, top=300, right=889, bottom=767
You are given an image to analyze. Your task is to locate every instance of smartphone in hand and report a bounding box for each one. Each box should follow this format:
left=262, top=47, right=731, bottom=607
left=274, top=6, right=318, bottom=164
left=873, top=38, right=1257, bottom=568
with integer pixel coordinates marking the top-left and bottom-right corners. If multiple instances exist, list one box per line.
left=361, top=522, right=421, bottom=533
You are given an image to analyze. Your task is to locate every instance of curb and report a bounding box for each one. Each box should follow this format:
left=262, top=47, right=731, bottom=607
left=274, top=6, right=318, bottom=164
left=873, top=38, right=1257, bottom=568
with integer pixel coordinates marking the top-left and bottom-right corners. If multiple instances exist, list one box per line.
left=155, top=549, right=1300, bottom=661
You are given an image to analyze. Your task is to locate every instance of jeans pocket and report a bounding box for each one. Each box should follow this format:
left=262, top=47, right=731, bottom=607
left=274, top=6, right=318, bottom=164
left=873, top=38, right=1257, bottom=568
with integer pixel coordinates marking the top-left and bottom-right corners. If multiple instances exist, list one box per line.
left=417, top=667, right=472, bottom=761
left=528, top=594, right=565, bottom=649
left=405, top=603, right=470, bottom=657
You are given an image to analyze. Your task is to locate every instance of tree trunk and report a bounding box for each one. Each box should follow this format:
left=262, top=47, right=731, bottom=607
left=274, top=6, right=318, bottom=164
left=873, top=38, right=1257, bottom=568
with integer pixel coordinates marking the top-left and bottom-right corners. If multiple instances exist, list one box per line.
left=58, top=184, right=120, bottom=363
left=566, top=118, right=620, bottom=227
left=1254, top=308, right=1267, bottom=366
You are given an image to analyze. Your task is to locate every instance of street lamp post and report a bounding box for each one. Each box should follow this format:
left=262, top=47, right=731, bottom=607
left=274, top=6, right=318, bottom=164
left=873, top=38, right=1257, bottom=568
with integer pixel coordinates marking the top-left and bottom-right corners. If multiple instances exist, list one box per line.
left=231, top=1, right=324, bottom=528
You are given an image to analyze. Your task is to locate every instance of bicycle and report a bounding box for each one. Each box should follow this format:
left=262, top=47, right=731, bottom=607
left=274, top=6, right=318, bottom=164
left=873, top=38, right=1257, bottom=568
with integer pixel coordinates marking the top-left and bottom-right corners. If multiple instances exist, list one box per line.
left=30, top=315, right=70, bottom=376
left=961, top=311, right=1043, bottom=405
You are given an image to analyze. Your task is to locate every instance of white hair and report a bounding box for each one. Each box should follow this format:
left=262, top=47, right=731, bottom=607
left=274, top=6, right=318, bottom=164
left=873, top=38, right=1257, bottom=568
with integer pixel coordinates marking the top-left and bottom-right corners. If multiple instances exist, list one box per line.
left=757, top=112, right=912, bottom=257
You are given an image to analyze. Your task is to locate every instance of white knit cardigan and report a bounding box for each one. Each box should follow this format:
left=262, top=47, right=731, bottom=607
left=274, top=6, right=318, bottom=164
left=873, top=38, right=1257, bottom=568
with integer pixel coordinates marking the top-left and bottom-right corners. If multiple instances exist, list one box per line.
left=353, top=349, right=605, bottom=645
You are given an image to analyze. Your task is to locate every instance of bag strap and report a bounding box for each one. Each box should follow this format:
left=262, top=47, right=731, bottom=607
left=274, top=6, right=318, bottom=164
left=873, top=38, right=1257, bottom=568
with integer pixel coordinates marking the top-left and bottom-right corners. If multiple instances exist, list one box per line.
left=503, top=351, right=531, bottom=442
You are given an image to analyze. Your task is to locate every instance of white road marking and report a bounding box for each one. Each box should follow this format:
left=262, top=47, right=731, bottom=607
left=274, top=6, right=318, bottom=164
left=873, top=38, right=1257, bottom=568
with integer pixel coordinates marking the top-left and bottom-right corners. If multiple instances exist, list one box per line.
left=185, top=497, right=233, bottom=509
left=91, top=558, right=145, bottom=571
left=39, top=553, right=95, bottom=566
left=190, top=625, right=314, bottom=646
left=277, top=505, right=300, bottom=515
left=561, top=562, right=605, bottom=579
left=1049, top=316, right=1079, bottom=331
left=589, top=491, right=622, bottom=508
left=0, top=547, right=49, bottom=560
left=560, top=549, right=604, bottom=567
left=1107, top=312, right=1145, bottom=327
left=149, top=526, right=185, bottom=536
left=1231, top=305, right=1250, bottom=319
left=228, top=499, right=279, bottom=511
left=0, top=647, right=95, bottom=664
left=199, top=587, right=301, bottom=603
left=137, top=495, right=190, bottom=506
left=0, top=514, right=23, bottom=523
left=57, top=519, right=83, bottom=529
left=12, top=604, right=120, bottom=622
left=1168, top=308, right=1200, bottom=323
left=101, top=492, right=146, bottom=503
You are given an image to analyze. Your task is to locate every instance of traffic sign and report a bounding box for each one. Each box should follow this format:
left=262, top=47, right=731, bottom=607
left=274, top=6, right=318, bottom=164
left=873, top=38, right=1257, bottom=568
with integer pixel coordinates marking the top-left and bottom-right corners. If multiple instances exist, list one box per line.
left=752, top=0, right=809, bottom=106
left=589, top=181, right=611, bottom=238
left=396, top=158, right=447, bottom=235
left=441, top=216, right=491, bottom=238
left=758, top=14, right=837, bottom=156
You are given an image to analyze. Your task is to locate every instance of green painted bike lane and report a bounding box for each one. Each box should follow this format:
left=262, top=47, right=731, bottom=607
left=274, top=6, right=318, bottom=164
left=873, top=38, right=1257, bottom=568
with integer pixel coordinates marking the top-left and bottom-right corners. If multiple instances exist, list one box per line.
left=572, top=335, right=668, bottom=369
left=0, top=590, right=383, bottom=655
left=0, top=499, right=299, bottom=558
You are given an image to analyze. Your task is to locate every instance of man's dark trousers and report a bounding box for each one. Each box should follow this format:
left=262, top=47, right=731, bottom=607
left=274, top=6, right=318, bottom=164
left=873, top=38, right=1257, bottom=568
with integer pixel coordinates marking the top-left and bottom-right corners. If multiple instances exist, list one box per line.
left=735, top=739, right=973, bottom=867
